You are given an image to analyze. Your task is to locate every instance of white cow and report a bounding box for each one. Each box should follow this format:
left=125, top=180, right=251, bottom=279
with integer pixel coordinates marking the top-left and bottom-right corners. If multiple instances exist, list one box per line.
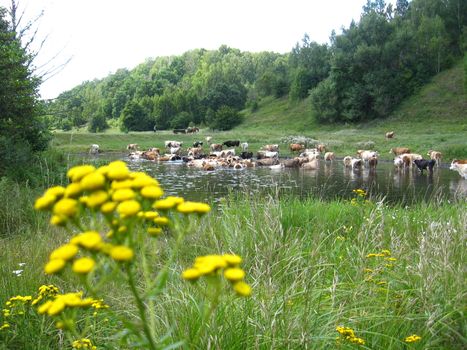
left=89, top=144, right=100, bottom=154
left=241, top=142, right=249, bottom=151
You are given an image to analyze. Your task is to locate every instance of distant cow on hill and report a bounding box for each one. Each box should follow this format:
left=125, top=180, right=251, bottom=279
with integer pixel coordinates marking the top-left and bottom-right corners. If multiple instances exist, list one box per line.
left=223, top=140, right=240, bottom=147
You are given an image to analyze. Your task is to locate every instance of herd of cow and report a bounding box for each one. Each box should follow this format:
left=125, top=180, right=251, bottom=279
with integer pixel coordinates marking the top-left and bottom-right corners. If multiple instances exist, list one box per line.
left=88, top=135, right=467, bottom=179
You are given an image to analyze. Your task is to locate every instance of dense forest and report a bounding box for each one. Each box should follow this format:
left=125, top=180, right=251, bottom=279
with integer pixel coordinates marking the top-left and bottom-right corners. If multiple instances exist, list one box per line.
left=45, top=0, right=466, bottom=132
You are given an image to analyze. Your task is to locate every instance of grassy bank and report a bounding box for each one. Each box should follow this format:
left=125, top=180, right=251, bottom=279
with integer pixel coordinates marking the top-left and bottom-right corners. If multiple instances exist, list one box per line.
left=51, top=61, right=466, bottom=162
left=1, top=187, right=465, bottom=349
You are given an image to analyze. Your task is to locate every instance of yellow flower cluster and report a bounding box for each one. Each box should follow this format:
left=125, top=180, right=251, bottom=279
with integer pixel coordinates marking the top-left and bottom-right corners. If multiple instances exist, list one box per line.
left=31, top=284, right=60, bottom=306
left=364, top=249, right=396, bottom=286
left=35, top=162, right=212, bottom=277
left=404, top=334, right=422, bottom=343
left=37, top=292, right=103, bottom=317
left=336, top=326, right=365, bottom=346
left=352, top=188, right=366, bottom=197
left=182, top=254, right=252, bottom=297
left=366, top=249, right=392, bottom=258
left=72, top=338, right=97, bottom=349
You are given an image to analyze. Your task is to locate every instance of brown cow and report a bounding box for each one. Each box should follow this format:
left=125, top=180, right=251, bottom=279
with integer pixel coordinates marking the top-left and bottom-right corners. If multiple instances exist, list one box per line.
left=289, top=143, right=305, bottom=153
left=385, top=131, right=395, bottom=139
left=390, top=147, right=411, bottom=156
left=316, top=144, right=326, bottom=153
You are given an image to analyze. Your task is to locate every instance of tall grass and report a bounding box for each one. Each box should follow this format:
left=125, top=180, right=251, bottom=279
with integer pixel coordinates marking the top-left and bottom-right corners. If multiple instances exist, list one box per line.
left=1, top=191, right=465, bottom=349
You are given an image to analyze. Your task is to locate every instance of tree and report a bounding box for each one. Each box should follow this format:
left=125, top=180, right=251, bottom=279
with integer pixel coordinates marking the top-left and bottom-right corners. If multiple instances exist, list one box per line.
left=207, top=105, right=242, bottom=131
left=0, top=6, right=50, bottom=178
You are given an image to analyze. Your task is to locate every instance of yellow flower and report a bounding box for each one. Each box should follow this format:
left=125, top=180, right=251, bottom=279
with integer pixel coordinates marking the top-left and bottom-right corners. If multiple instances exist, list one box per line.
left=131, top=173, right=159, bottom=188
left=140, top=186, right=164, bottom=199
left=111, top=179, right=134, bottom=190
left=50, top=215, right=67, bottom=226
left=72, top=338, right=96, bottom=349
left=0, top=323, right=10, bottom=330
left=117, top=200, right=141, bottom=217
left=64, top=183, right=82, bottom=198
left=381, top=249, right=391, bottom=256
left=404, top=334, right=422, bottom=343
left=154, top=216, right=170, bottom=226
left=233, top=281, right=252, bottom=297
left=85, top=190, right=108, bottom=208
left=153, top=196, right=184, bottom=210
left=147, top=227, right=162, bottom=236
left=100, top=201, right=117, bottom=214
left=224, top=268, right=246, bottom=282
left=50, top=244, right=79, bottom=261
left=67, top=165, right=96, bottom=182
left=107, top=162, right=130, bottom=180
left=143, top=211, right=159, bottom=219
left=182, top=268, right=201, bottom=281
left=37, top=300, right=53, bottom=314
left=176, top=201, right=211, bottom=215
left=194, top=255, right=227, bottom=275
left=80, top=172, right=106, bottom=191
left=44, top=259, right=66, bottom=274
left=72, top=257, right=96, bottom=274
left=71, top=231, right=102, bottom=250
left=112, top=188, right=136, bottom=202
left=47, top=299, right=66, bottom=316
left=53, top=198, right=78, bottom=217
left=223, top=254, right=242, bottom=266
left=34, top=194, right=57, bottom=211
left=110, top=245, right=134, bottom=262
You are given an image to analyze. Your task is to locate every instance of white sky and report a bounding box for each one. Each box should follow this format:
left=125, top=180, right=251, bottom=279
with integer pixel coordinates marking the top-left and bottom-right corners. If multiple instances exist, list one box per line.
left=0, top=0, right=392, bottom=99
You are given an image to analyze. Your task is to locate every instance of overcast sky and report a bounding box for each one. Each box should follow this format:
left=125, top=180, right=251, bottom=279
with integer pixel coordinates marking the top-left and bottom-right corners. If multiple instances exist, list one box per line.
left=1, top=0, right=393, bottom=99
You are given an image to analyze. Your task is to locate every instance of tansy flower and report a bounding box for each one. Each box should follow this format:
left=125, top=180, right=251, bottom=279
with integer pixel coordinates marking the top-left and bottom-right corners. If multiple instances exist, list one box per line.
left=131, top=173, right=159, bottom=188
left=50, top=215, right=67, bottom=226
left=64, top=183, right=82, bottom=198
left=72, top=338, right=96, bottom=349
left=177, top=201, right=211, bottom=215
left=107, top=162, right=130, bottom=180
left=153, top=196, right=184, bottom=210
left=147, top=227, right=162, bottom=236
left=154, top=216, right=170, bottom=226
left=34, top=194, right=56, bottom=211
left=223, top=254, right=242, bottom=266
left=404, top=334, right=422, bottom=343
left=53, top=198, right=78, bottom=217
left=117, top=200, right=141, bottom=217
left=233, top=281, right=252, bottom=297
left=182, top=268, right=201, bottom=281
left=67, top=165, right=96, bottom=182
left=50, top=244, right=79, bottom=261
left=112, top=188, right=136, bottom=202
left=110, top=246, right=134, bottom=262
left=143, top=211, right=159, bottom=220
left=71, top=231, right=102, bottom=251
left=80, top=172, right=106, bottom=191
left=140, top=186, right=164, bottom=199
left=72, top=257, right=96, bottom=274
left=37, top=300, right=53, bottom=314
left=44, top=259, right=66, bottom=274
left=47, top=299, right=66, bottom=316
left=224, top=268, right=246, bottom=282
left=100, top=201, right=117, bottom=214
left=84, top=190, right=108, bottom=208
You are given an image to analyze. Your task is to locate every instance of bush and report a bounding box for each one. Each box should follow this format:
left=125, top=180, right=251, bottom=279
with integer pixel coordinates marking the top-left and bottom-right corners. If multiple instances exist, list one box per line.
left=207, top=106, right=243, bottom=131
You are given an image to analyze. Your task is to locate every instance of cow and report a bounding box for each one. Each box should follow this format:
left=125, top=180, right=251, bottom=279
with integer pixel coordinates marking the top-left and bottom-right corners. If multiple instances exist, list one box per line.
left=385, top=131, right=395, bottom=139
left=343, top=156, right=352, bottom=167
left=188, top=147, right=203, bottom=157
left=141, top=150, right=159, bottom=161
left=283, top=158, right=300, bottom=168
left=351, top=158, right=363, bottom=169
left=390, top=147, right=410, bottom=156
left=427, top=150, right=442, bottom=166
left=414, top=159, right=436, bottom=174
left=324, top=152, right=335, bottom=161
left=240, top=151, right=253, bottom=159
left=368, top=156, right=378, bottom=168
left=127, top=144, right=139, bottom=151
left=223, top=140, right=240, bottom=147
left=206, top=136, right=212, bottom=144
left=256, top=158, right=280, bottom=166
left=300, top=149, right=319, bottom=158
left=289, top=143, right=305, bottom=153
left=241, top=142, right=249, bottom=151
left=301, top=158, right=319, bottom=170
left=173, top=129, right=187, bottom=134
left=449, top=160, right=467, bottom=179
left=165, top=141, right=182, bottom=148
left=169, top=147, right=181, bottom=155
left=193, top=141, right=203, bottom=148
left=89, top=144, right=100, bottom=154
left=316, top=144, right=326, bottom=153
left=262, top=144, right=279, bottom=152
left=210, top=143, right=223, bottom=152
left=357, top=150, right=378, bottom=162
left=257, top=151, right=278, bottom=159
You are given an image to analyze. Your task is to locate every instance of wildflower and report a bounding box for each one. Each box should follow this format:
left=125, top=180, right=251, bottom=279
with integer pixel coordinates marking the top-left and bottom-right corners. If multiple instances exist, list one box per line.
left=80, top=172, right=106, bottom=191
left=72, top=231, right=102, bottom=251
left=110, top=245, right=134, bottom=262
left=223, top=254, right=242, bottom=266
left=233, top=281, right=252, bottom=297
left=44, top=259, right=66, bottom=274
left=131, top=173, right=159, bottom=188
left=143, top=211, right=159, bottom=220
left=140, top=185, right=164, bottom=199
left=153, top=196, right=184, bottom=210
left=147, top=227, right=162, bottom=236
left=34, top=194, right=57, bottom=211
left=154, top=216, right=170, bottom=226
left=385, top=257, right=397, bottom=262
left=0, top=322, right=10, bottom=330
left=37, top=300, right=53, bottom=314
left=177, top=201, right=211, bottom=215
left=72, top=338, right=96, bottom=349
left=50, top=244, right=79, bottom=261
left=85, top=190, right=109, bottom=208
left=72, top=257, right=96, bottom=274
left=117, top=200, right=141, bottom=217
left=381, top=249, right=391, bottom=256
left=112, top=188, right=136, bottom=202
left=107, top=162, right=130, bottom=180
left=100, top=201, right=117, bottom=214
left=224, top=268, right=246, bottom=282
left=111, top=179, right=134, bottom=190
left=53, top=198, right=78, bottom=217
left=47, top=299, right=66, bottom=316
left=182, top=268, right=201, bottom=281
left=67, top=165, right=96, bottom=182
left=336, top=326, right=355, bottom=338
left=50, top=215, right=67, bottom=226
left=64, top=183, right=82, bottom=198
left=405, top=334, right=422, bottom=343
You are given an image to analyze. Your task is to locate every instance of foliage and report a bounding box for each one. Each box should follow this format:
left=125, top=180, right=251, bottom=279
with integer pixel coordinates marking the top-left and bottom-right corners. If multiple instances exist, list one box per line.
left=0, top=7, right=51, bottom=179
left=207, top=105, right=243, bottom=131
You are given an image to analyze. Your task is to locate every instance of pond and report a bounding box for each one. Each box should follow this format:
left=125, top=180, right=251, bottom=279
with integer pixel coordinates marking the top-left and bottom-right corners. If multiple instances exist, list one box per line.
left=86, top=153, right=467, bottom=205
